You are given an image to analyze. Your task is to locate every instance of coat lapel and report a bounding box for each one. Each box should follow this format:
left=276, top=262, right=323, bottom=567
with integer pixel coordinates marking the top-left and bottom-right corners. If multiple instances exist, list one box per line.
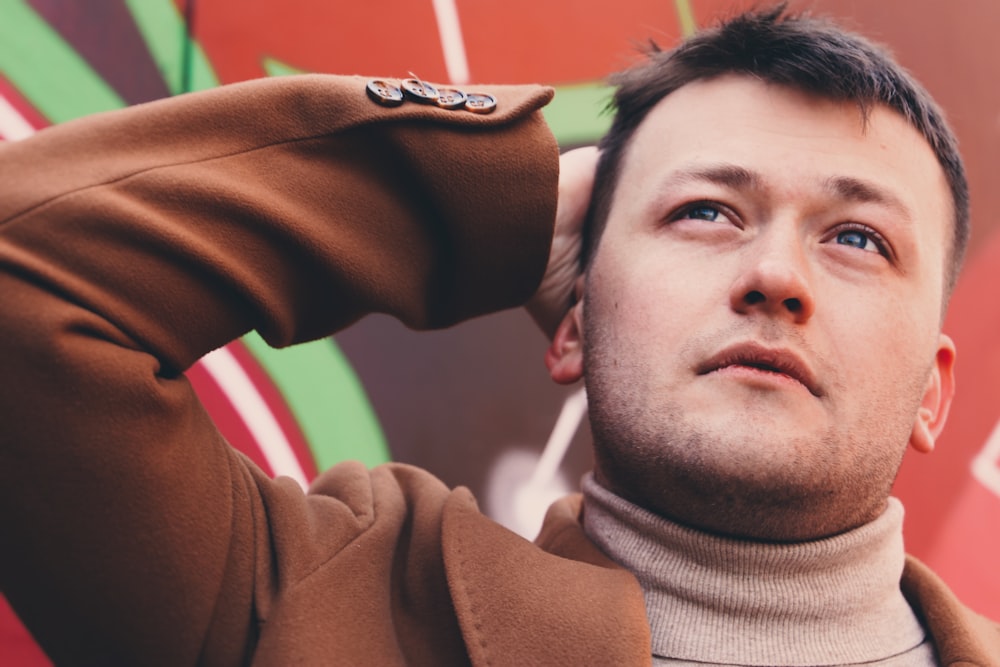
left=901, top=556, right=1000, bottom=665
left=440, top=490, right=1000, bottom=665
left=441, top=489, right=651, bottom=666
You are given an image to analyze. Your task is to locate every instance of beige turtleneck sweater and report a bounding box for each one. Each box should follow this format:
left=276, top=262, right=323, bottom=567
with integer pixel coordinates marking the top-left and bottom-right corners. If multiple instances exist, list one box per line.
left=581, top=475, right=938, bottom=666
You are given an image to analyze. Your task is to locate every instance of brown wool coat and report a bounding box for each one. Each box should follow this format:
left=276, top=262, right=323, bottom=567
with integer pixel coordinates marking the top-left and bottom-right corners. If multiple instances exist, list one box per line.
left=0, top=75, right=997, bottom=666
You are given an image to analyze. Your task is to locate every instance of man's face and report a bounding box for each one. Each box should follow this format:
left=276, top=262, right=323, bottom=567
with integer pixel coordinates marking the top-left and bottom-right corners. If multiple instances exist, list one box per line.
left=551, top=75, right=956, bottom=540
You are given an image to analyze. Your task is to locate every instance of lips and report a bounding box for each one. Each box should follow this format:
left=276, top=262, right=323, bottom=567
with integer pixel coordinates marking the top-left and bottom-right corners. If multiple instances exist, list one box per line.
left=697, top=342, right=822, bottom=397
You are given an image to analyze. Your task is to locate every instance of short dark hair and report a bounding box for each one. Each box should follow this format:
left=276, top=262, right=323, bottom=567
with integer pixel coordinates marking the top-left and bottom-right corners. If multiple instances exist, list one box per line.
left=584, top=4, right=969, bottom=295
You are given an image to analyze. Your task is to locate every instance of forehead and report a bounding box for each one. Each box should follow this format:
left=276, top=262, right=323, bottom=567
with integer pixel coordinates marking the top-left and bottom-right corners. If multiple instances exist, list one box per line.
left=609, top=76, right=952, bottom=259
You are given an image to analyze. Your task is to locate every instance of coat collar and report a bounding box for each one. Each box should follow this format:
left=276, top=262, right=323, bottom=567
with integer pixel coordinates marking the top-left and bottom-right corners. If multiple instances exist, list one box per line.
left=441, top=489, right=651, bottom=666
left=441, top=489, right=999, bottom=666
left=901, top=555, right=1000, bottom=665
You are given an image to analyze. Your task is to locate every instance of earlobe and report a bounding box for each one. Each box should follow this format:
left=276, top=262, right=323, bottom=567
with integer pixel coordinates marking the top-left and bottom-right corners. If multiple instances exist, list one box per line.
left=909, top=334, right=956, bottom=454
left=545, top=300, right=585, bottom=385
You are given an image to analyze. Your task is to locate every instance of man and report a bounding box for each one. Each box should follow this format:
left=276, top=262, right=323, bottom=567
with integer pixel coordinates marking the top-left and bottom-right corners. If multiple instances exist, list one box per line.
left=540, top=9, right=980, bottom=663
left=0, top=5, right=996, bottom=666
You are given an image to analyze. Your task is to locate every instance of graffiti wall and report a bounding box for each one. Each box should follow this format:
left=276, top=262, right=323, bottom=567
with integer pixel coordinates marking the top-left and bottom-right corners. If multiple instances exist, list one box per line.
left=2, top=0, right=998, bottom=662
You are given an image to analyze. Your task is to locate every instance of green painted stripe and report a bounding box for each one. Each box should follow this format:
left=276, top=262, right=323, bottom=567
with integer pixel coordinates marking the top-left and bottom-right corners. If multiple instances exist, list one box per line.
left=124, top=0, right=219, bottom=94
left=240, top=332, right=390, bottom=470
left=124, top=0, right=186, bottom=94
left=543, top=82, right=613, bottom=147
left=675, top=0, right=698, bottom=37
left=0, top=1, right=124, bottom=121
left=185, top=40, right=221, bottom=92
left=263, top=57, right=305, bottom=78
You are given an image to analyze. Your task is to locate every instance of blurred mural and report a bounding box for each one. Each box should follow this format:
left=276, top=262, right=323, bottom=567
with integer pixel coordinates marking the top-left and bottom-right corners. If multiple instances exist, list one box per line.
left=1, top=0, right=998, bottom=662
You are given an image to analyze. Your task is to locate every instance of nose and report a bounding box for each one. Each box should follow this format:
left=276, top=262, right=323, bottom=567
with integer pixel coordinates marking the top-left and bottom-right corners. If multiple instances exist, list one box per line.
left=728, top=230, right=815, bottom=324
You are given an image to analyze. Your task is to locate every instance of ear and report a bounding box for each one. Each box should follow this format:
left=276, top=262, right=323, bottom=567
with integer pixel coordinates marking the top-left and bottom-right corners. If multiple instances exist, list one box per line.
left=545, top=284, right=586, bottom=385
left=909, top=333, right=956, bottom=454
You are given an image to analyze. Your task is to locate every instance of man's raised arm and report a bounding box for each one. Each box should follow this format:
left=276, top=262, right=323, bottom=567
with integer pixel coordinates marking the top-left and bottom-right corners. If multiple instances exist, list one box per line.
left=0, top=74, right=559, bottom=664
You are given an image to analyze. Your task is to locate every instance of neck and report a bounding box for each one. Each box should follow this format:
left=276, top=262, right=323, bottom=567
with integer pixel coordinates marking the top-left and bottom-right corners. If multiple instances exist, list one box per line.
left=582, top=475, right=929, bottom=665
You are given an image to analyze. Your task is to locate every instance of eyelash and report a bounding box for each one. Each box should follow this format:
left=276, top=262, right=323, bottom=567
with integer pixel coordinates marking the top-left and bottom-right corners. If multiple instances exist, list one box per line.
left=832, top=222, right=893, bottom=259
left=668, top=202, right=894, bottom=261
left=671, top=201, right=739, bottom=226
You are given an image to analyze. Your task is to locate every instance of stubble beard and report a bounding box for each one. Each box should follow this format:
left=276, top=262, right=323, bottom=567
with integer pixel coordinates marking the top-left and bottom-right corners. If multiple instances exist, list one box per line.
left=581, top=314, right=919, bottom=542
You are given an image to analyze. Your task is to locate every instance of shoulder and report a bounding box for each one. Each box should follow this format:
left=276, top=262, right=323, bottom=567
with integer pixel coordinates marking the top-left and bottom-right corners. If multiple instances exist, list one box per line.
left=902, top=555, right=1000, bottom=664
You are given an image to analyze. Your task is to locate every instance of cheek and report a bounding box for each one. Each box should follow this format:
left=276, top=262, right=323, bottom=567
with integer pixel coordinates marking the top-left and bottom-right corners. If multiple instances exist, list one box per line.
left=823, top=289, right=938, bottom=398
left=590, top=259, right=703, bottom=341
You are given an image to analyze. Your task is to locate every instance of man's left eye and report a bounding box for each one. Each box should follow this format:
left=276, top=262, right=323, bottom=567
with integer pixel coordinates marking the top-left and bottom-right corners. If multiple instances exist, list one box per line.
left=835, top=229, right=879, bottom=253
left=686, top=205, right=721, bottom=221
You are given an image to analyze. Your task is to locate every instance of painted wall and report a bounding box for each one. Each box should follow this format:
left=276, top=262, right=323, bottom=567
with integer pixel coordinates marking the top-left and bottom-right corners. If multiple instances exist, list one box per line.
left=2, top=0, right=998, bottom=662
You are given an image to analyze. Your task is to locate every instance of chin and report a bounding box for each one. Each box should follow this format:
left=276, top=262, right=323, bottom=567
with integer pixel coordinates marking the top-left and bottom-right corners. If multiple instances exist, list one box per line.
left=592, top=426, right=898, bottom=541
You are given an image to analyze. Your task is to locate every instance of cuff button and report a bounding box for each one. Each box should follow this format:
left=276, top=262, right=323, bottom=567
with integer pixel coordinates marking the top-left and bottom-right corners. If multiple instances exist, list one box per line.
left=436, top=88, right=468, bottom=110
left=464, top=93, right=497, bottom=114
left=401, top=78, right=440, bottom=104
left=366, top=79, right=404, bottom=107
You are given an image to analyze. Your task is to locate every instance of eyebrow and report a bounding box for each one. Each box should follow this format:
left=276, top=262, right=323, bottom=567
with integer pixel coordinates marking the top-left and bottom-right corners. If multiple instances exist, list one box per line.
left=669, top=163, right=763, bottom=191
left=823, top=175, right=910, bottom=217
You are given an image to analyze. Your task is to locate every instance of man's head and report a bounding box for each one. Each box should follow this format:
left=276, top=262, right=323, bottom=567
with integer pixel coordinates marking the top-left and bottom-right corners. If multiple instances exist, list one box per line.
left=585, top=5, right=969, bottom=294
left=547, top=6, right=965, bottom=541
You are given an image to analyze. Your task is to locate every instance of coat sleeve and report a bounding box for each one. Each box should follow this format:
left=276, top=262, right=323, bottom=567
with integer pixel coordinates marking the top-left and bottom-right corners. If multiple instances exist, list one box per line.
left=0, top=74, right=559, bottom=665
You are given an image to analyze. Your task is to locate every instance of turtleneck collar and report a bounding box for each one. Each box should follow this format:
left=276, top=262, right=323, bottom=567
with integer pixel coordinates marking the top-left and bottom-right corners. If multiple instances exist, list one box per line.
left=581, top=474, right=931, bottom=666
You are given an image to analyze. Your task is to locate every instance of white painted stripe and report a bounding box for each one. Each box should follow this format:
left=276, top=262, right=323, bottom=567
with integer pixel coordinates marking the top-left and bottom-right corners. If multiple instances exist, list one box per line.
left=0, top=94, right=36, bottom=141
left=431, top=0, right=470, bottom=84
left=501, top=387, right=587, bottom=538
left=200, top=346, right=309, bottom=490
left=529, top=387, right=587, bottom=488
left=972, top=416, right=1000, bottom=499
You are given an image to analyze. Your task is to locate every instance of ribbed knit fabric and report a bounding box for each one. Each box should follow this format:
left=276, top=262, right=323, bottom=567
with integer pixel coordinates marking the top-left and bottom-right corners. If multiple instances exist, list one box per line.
left=581, top=475, right=938, bottom=666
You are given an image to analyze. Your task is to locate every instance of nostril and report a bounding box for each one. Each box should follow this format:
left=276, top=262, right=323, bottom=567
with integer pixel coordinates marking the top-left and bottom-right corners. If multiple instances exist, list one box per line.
left=744, top=290, right=766, bottom=305
left=784, top=297, right=802, bottom=312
